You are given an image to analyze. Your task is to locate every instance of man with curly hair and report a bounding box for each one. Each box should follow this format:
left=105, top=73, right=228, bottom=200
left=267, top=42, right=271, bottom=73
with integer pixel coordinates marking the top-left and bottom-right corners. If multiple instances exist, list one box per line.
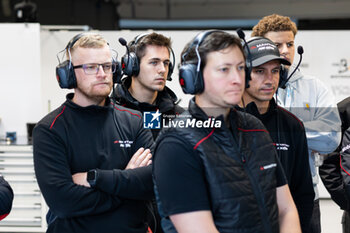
left=252, top=14, right=341, bottom=233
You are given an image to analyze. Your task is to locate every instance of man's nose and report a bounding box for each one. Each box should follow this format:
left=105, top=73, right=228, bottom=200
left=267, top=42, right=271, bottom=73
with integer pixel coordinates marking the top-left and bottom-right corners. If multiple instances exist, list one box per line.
left=265, top=72, right=274, bottom=81
left=96, top=65, right=107, bottom=77
left=280, top=44, right=289, bottom=55
left=158, top=63, right=166, bottom=73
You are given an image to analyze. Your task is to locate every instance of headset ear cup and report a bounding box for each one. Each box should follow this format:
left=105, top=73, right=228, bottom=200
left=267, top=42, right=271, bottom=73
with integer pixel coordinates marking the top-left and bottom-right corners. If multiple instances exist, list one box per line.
left=245, top=66, right=251, bottom=88
left=121, top=54, right=128, bottom=76
left=121, top=52, right=139, bottom=77
left=178, top=63, right=204, bottom=94
left=132, top=53, right=140, bottom=76
left=167, top=62, right=174, bottom=81
left=55, top=33, right=84, bottom=89
left=113, top=62, right=123, bottom=84
left=279, top=65, right=288, bottom=88
left=180, top=30, right=224, bottom=94
left=196, top=70, right=205, bottom=94
left=56, top=60, right=76, bottom=89
left=121, top=54, right=131, bottom=77
left=179, top=64, right=197, bottom=94
left=167, top=48, right=176, bottom=81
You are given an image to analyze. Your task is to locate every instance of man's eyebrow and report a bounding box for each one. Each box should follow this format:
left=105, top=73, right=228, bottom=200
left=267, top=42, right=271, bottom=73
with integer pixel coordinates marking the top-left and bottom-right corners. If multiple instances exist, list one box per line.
left=275, top=40, right=294, bottom=44
left=149, top=57, right=170, bottom=62
left=254, top=66, right=265, bottom=69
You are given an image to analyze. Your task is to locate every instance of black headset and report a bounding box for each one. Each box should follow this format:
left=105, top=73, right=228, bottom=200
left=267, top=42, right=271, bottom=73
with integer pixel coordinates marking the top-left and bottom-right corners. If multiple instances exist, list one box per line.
left=237, top=29, right=253, bottom=89
left=179, top=30, right=251, bottom=95
left=179, top=30, right=220, bottom=95
left=279, top=46, right=304, bottom=89
left=279, top=65, right=289, bottom=88
left=56, top=33, right=121, bottom=89
left=120, top=33, right=175, bottom=81
left=243, top=37, right=265, bottom=88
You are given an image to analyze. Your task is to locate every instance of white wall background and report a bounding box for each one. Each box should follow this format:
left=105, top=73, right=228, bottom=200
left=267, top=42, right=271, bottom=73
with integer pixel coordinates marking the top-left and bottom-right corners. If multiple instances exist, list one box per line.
left=294, top=30, right=350, bottom=103
left=0, top=23, right=41, bottom=138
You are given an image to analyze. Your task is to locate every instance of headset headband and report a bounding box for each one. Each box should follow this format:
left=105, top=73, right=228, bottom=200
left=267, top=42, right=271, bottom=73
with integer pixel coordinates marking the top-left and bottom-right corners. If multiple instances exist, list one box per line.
left=66, top=33, right=85, bottom=50
left=182, top=30, right=223, bottom=73
left=132, top=32, right=151, bottom=46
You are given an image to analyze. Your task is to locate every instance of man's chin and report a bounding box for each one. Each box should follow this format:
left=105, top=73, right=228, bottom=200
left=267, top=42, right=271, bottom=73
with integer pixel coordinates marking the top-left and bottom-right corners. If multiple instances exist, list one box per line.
left=152, top=85, right=165, bottom=92
left=93, top=85, right=112, bottom=93
left=224, top=99, right=241, bottom=107
left=92, top=89, right=111, bottom=98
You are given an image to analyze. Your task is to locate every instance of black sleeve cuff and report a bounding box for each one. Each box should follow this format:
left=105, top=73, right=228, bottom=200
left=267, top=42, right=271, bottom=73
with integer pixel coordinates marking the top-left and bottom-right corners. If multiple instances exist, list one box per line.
left=95, top=169, right=118, bottom=194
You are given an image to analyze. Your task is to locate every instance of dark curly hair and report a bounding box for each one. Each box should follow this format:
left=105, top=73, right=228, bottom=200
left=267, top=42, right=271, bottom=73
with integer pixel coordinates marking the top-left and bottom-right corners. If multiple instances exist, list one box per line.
left=252, top=14, right=297, bottom=37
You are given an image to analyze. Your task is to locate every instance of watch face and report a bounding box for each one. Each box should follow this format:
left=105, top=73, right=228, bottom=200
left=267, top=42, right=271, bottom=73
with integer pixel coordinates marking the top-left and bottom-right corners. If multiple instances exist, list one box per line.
left=87, top=170, right=95, bottom=181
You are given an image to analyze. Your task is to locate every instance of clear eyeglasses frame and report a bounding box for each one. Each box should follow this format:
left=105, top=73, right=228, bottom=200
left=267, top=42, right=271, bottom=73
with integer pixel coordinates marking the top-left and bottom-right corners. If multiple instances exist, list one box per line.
left=73, top=62, right=116, bottom=75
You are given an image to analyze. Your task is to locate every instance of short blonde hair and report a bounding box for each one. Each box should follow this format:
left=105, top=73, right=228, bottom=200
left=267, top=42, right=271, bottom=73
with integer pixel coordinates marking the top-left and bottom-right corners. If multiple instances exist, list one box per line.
left=66, top=33, right=108, bottom=58
left=252, top=14, right=298, bottom=37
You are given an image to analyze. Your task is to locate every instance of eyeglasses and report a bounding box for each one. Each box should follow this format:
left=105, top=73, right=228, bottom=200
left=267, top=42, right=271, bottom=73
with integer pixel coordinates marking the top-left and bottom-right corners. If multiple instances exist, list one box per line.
left=73, top=63, right=116, bottom=75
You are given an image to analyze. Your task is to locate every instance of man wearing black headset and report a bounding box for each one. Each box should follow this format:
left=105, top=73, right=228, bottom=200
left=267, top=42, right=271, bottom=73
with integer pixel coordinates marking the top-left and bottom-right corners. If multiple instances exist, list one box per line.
left=113, top=32, right=183, bottom=233
left=113, top=32, right=184, bottom=139
left=153, top=30, right=301, bottom=233
left=239, top=36, right=314, bottom=232
left=33, top=33, right=154, bottom=233
left=0, top=174, right=13, bottom=221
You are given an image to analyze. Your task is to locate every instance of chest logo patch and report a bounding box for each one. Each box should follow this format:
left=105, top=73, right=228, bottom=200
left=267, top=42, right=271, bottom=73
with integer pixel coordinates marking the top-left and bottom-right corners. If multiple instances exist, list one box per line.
left=274, top=143, right=290, bottom=151
left=114, top=140, right=133, bottom=148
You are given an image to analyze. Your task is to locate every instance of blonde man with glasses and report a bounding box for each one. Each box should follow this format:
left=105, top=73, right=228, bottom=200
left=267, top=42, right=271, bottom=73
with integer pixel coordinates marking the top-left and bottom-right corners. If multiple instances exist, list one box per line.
left=33, top=33, right=154, bottom=233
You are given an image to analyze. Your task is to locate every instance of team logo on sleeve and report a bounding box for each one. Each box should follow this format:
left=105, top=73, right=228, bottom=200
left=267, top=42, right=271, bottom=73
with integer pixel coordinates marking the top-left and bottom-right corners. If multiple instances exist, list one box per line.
left=144, top=110, right=161, bottom=129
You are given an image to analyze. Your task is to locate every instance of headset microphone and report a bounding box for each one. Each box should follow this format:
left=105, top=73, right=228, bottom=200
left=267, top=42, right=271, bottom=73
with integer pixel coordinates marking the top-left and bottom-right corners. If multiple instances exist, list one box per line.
left=118, top=37, right=127, bottom=47
left=236, top=28, right=245, bottom=42
left=297, top=45, right=304, bottom=55
left=236, top=28, right=252, bottom=88
left=118, top=37, right=130, bottom=80
left=279, top=45, right=304, bottom=89
left=118, top=38, right=129, bottom=65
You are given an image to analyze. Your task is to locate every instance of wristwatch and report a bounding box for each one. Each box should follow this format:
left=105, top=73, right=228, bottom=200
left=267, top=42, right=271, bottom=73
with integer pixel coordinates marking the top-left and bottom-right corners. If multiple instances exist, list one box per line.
left=87, top=169, right=98, bottom=188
